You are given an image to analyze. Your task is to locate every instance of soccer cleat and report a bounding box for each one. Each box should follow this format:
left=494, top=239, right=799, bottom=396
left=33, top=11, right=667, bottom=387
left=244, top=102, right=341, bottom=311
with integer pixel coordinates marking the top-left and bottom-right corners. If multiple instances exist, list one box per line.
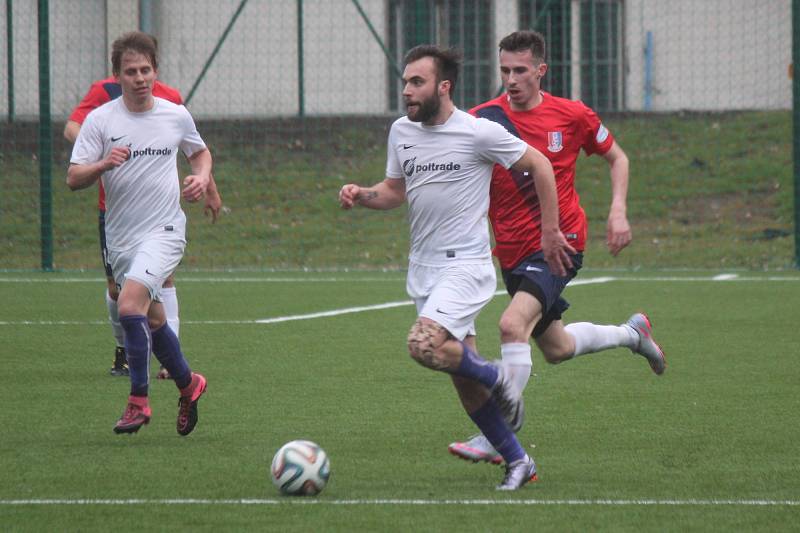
left=490, top=361, right=524, bottom=430
left=626, top=313, right=666, bottom=375
left=109, top=346, right=129, bottom=376
left=113, top=397, right=151, bottom=434
left=156, top=366, right=172, bottom=380
left=448, top=434, right=502, bottom=465
left=496, top=456, right=538, bottom=491
left=177, top=373, right=207, bottom=436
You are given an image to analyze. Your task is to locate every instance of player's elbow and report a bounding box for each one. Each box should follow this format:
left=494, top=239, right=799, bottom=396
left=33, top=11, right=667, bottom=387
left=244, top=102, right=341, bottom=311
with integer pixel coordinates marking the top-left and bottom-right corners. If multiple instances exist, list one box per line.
left=66, top=167, right=83, bottom=191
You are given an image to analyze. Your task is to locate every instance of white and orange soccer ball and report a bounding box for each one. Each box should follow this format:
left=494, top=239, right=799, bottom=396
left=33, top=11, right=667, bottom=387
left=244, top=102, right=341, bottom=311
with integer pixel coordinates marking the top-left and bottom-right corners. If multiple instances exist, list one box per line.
left=270, top=440, right=330, bottom=496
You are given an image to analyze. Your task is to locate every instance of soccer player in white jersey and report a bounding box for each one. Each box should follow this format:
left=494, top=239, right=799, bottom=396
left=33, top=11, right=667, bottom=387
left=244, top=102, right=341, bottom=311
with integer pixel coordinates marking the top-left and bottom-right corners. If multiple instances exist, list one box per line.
left=339, top=45, right=574, bottom=490
left=67, top=32, right=209, bottom=436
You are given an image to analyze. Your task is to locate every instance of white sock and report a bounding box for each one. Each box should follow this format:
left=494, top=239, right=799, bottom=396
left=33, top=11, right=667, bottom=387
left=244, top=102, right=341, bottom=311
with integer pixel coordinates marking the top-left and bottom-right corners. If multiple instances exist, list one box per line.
left=161, top=286, right=180, bottom=338
left=501, top=342, right=532, bottom=398
left=565, top=322, right=638, bottom=357
left=105, top=289, right=124, bottom=347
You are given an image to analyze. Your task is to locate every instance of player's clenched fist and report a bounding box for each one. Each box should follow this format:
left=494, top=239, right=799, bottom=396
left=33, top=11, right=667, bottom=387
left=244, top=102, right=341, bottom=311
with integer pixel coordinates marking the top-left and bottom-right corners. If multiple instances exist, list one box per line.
left=101, top=147, right=130, bottom=171
left=339, top=184, right=361, bottom=209
left=182, top=174, right=209, bottom=203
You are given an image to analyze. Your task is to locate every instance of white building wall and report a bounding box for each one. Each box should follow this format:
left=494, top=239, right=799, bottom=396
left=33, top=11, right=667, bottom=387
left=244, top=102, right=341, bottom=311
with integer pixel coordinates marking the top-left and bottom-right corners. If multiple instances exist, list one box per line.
left=0, top=0, right=793, bottom=119
left=625, top=0, right=791, bottom=111
left=301, top=0, right=386, bottom=115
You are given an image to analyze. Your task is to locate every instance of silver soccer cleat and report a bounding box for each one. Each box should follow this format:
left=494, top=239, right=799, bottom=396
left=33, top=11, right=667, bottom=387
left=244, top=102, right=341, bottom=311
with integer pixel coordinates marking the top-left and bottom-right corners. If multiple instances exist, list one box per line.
left=626, top=312, right=666, bottom=375
left=448, top=434, right=502, bottom=464
left=496, top=456, right=538, bottom=491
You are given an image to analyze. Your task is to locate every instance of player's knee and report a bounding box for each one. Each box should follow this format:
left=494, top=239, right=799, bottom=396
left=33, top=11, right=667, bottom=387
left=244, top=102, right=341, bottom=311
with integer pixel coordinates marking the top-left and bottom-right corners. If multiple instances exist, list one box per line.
left=498, top=313, right=528, bottom=342
left=407, top=320, right=446, bottom=370
left=541, top=345, right=572, bottom=364
left=147, top=316, right=166, bottom=331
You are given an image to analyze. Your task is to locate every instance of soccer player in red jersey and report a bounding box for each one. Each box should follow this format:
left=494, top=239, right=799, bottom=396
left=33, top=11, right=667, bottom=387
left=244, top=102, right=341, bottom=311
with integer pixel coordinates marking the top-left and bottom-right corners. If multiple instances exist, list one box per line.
left=448, top=31, right=666, bottom=464
left=65, top=49, right=221, bottom=379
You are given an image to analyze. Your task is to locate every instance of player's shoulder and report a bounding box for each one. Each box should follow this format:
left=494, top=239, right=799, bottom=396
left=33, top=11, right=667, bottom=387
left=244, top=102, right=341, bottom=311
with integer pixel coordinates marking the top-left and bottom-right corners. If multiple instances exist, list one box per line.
left=153, top=97, right=188, bottom=115
left=542, top=92, right=595, bottom=118
left=388, top=115, right=416, bottom=137
left=469, top=95, right=506, bottom=117
left=85, top=97, right=120, bottom=123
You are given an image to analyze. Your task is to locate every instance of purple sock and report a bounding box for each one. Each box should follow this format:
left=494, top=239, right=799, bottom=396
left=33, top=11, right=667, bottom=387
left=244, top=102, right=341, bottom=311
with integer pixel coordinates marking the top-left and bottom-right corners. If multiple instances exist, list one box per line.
left=119, top=315, right=150, bottom=397
left=151, top=323, right=192, bottom=389
left=469, top=399, right=526, bottom=464
left=454, top=341, right=499, bottom=389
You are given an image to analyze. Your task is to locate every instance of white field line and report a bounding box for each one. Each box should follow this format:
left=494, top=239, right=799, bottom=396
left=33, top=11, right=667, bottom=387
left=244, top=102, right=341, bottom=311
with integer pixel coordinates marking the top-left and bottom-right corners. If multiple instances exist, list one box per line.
left=0, top=277, right=613, bottom=326
left=1, top=275, right=797, bottom=327
left=0, top=498, right=797, bottom=506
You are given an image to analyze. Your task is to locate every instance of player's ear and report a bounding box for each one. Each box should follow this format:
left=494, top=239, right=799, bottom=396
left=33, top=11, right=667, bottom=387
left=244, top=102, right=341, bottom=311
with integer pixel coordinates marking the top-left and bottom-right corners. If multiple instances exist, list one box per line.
left=439, top=79, right=450, bottom=96
left=537, top=63, right=548, bottom=79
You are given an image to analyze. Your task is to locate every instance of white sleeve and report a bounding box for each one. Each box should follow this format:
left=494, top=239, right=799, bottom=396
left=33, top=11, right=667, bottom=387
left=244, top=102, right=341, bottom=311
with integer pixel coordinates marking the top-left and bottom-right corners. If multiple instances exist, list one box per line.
left=70, top=111, right=105, bottom=165
left=474, top=118, right=527, bottom=169
left=178, top=106, right=207, bottom=158
left=384, top=123, right=403, bottom=179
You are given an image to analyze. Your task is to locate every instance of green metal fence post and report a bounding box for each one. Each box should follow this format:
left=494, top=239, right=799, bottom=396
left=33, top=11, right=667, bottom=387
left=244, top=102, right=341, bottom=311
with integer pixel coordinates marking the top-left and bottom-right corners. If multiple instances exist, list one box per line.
left=38, top=0, right=53, bottom=270
left=794, top=0, right=800, bottom=268
left=139, top=0, right=153, bottom=33
left=6, top=0, right=13, bottom=122
left=297, top=0, right=304, bottom=117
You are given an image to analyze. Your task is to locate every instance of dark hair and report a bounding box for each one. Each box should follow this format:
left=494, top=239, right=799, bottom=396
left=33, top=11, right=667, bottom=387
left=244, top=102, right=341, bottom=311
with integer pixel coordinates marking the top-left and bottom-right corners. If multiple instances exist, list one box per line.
left=403, top=44, right=461, bottom=96
left=498, top=30, right=546, bottom=63
left=111, top=31, right=158, bottom=75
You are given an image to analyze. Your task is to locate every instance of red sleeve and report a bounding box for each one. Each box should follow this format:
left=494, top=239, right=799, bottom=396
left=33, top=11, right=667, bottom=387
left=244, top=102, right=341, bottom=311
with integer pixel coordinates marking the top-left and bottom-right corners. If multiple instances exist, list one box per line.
left=68, top=82, right=111, bottom=124
left=579, top=102, right=614, bottom=156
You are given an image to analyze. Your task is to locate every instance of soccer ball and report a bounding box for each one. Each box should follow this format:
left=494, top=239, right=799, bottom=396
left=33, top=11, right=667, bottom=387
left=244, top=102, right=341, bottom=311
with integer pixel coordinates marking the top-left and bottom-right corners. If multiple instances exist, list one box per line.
left=270, top=440, right=330, bottom=496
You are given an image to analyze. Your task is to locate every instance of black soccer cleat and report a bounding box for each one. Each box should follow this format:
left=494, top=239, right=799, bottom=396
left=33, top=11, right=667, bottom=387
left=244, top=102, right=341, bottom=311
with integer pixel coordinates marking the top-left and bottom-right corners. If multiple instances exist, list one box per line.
left=109, top=346, right=129, bottom=376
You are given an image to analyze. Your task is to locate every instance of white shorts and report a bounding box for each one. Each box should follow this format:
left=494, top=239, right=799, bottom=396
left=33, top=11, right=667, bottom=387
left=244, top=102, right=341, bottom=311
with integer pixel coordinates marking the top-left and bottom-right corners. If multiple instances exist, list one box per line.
left=407, top=261, right=496, bottom=341
left=108, top=231, right=185, bottom=302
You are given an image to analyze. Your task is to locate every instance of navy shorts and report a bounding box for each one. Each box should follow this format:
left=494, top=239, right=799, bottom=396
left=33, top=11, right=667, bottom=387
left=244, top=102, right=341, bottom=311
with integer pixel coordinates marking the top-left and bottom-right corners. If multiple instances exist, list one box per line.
left=98, top=210, right=113, bottom=278
left=501, top=251, right=583, bottom=338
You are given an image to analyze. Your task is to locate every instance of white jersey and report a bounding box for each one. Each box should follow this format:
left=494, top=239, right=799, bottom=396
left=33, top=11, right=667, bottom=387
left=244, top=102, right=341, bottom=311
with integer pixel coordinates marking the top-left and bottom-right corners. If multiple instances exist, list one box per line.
left=386, top=109, right=527, bottom=267
left=70, top=96, right=207, bottom=252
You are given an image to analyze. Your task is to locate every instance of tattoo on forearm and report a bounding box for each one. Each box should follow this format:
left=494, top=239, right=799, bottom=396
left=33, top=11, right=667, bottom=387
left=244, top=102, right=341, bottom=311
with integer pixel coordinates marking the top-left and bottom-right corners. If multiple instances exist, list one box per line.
left=359, top=191, right=378, bottom=203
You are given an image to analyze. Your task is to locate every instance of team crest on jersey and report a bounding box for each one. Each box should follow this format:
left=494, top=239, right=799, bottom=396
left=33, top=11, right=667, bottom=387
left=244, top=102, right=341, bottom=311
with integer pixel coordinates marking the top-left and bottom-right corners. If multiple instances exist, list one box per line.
left=547, top=131, right=563, bottom=153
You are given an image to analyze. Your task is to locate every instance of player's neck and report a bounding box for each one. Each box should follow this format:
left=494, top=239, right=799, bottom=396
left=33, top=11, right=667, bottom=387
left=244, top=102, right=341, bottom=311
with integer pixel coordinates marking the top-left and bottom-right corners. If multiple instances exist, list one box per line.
left=122, top=93, right=155, bottom=113
left=423, top=101, right=455, bottom=126
left=508, top=90, right=544, bottom=112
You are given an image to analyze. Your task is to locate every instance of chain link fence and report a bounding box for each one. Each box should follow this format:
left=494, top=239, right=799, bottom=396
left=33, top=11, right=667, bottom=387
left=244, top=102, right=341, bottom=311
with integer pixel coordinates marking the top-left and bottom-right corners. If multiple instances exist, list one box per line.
left=1, top=0, right=794, bottom=270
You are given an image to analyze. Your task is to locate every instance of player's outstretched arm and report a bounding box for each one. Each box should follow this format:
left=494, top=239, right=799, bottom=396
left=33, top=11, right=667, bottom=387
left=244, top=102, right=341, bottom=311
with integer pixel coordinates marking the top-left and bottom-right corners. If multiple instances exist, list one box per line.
left=67, top=147, right=130, bottom=191
left=603, top=141, right=631, bottom=256
left=511, top=146, right=575, bottom=276
left=339, top=178, right=406, bottom=211
left=182, top=149, right=212, bottom=203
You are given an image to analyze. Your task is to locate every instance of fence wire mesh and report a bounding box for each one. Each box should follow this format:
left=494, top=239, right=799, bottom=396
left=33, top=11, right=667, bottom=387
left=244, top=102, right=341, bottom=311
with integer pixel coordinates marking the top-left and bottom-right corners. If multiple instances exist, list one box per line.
left=1, top=0, right=794, bottom=271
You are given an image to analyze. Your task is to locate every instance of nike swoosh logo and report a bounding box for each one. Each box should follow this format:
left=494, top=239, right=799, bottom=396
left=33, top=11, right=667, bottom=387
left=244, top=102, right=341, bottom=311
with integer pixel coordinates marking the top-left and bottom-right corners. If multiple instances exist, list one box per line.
left=145, top=269, right=155, bottom=276
left=525, top=266, right=542, bottom=272
left=402, top=144, right=416, bottom=150
left=110, top=135, right=126, bottom=142
left=435, top=308, right=450, bottom=315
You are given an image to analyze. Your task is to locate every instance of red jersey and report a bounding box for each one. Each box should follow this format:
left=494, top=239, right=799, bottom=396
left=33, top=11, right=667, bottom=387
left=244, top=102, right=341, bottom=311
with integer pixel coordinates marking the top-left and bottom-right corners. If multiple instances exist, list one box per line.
left=469, top=92, right=614, bottom=270
left=69, top=77, right=183, bottom=211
